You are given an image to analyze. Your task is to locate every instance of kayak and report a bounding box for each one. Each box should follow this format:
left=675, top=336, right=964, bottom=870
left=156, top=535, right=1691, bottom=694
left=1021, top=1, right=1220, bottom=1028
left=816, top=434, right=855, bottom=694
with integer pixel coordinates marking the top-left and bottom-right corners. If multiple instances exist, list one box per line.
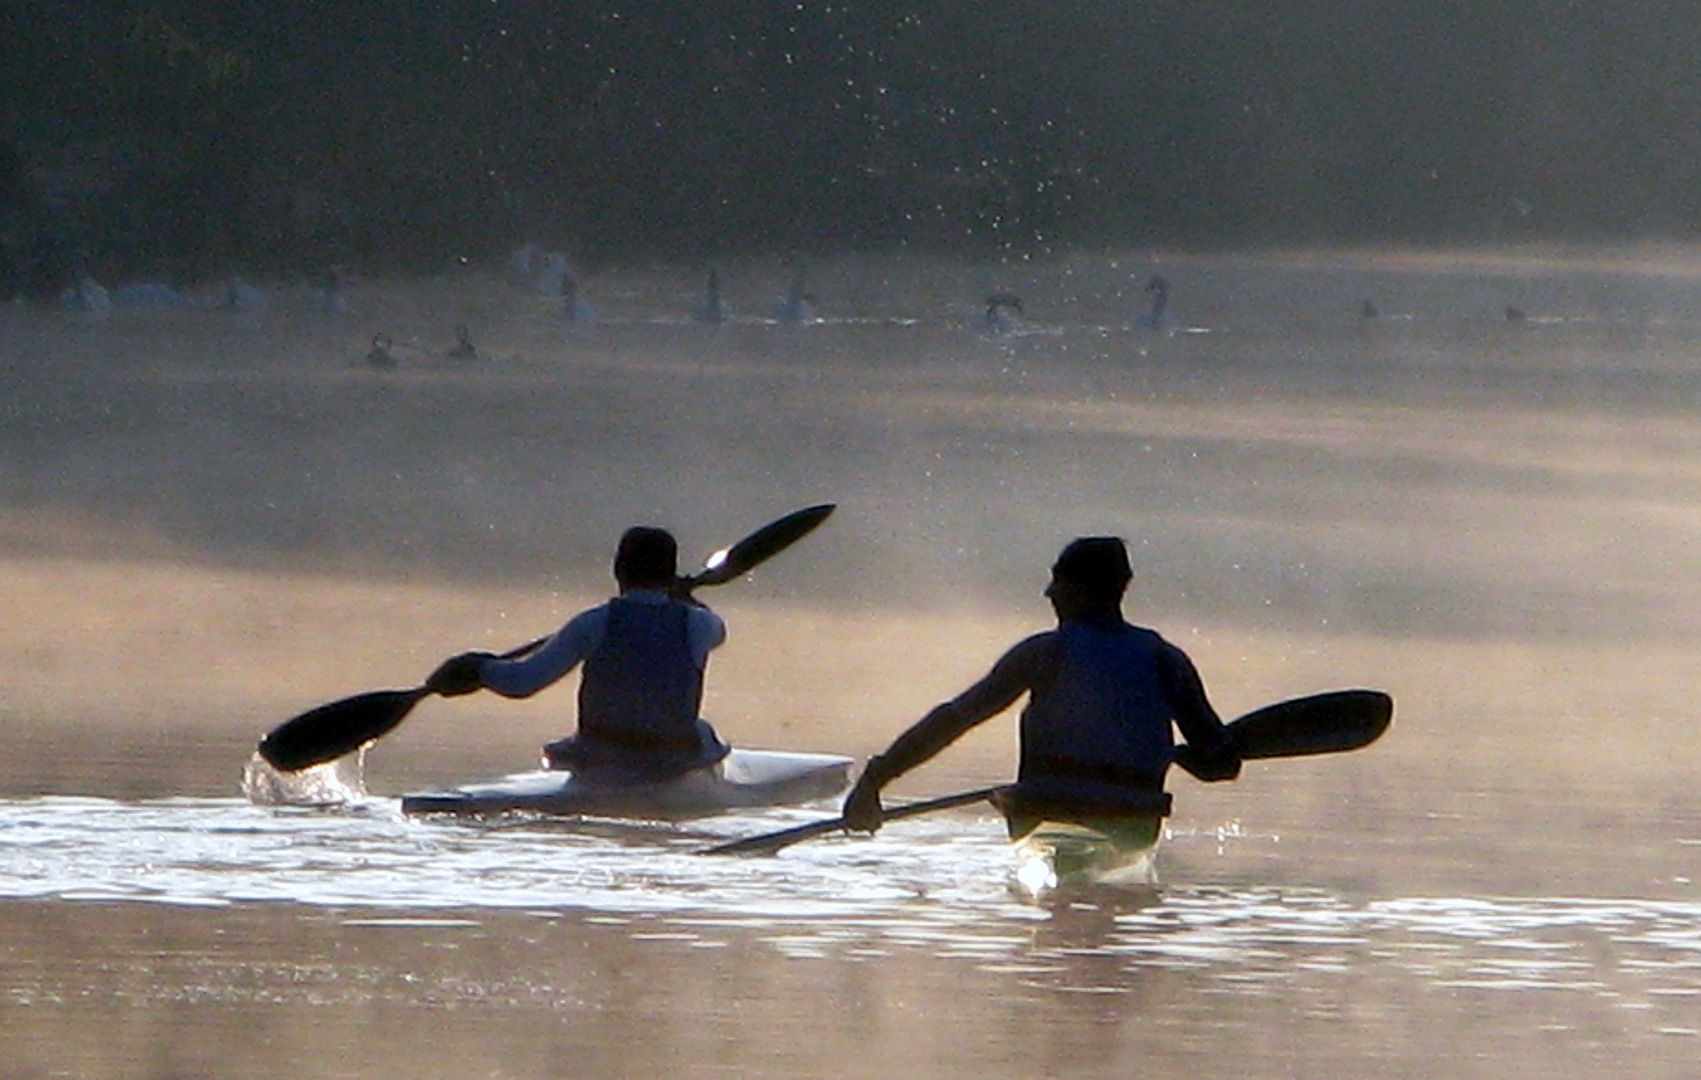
left=400, top=747, right=853, bottom=819
left=1010, top=815, right=1164, bottom=896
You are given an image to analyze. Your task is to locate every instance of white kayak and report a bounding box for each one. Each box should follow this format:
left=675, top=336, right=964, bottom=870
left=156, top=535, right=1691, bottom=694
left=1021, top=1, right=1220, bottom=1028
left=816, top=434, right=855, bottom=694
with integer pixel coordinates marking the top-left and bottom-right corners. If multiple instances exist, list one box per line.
left=400, top=748, right=853, bottom=819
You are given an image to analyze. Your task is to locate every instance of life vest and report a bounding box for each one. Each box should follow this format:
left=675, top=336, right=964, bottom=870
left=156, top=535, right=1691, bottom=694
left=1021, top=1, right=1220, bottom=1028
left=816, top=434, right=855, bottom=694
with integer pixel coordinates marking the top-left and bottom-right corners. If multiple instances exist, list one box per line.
left=577, top=598, right=704, bottom=752
left=1017, top=619, right=1179, bottom=788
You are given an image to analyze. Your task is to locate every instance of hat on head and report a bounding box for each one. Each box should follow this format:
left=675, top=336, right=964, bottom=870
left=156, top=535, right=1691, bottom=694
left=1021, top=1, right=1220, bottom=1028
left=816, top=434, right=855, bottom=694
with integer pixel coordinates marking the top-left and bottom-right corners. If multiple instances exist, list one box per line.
left=614, top=526, right=678, bottom=585
left=1052, top=536, right=1133, bottom=599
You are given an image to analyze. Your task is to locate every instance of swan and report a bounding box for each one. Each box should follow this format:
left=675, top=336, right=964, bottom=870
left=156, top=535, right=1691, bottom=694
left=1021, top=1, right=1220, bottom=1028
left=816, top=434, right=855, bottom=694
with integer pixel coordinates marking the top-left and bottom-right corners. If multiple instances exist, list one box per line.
left=367, top=334, right=395, bottom=369
left=773, top=261, right=816, bottom=324
left=1133, top=275, right=1170, bottom=330
left=979, top=292, right=1023, bottom=334
left=561, top=273, right=595, bottom=324
left=225, top=277, right=268, bottom=312
left=448, top=324, right=478, bottom=360
left=61, top=274, right=110, bottom=312
left=534, top=251, right=573, bottom=296
left=314, top=266, right=351, bottom=315
left=697, top=267, right=732, bottom=324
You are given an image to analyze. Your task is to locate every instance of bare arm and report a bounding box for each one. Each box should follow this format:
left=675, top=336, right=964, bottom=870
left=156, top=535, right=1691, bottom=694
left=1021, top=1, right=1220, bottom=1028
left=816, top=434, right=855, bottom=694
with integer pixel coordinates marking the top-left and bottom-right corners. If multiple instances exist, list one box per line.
left=843, top=633, right=1056, bottom=826
left=1158, top=639, right=1241, bottom=780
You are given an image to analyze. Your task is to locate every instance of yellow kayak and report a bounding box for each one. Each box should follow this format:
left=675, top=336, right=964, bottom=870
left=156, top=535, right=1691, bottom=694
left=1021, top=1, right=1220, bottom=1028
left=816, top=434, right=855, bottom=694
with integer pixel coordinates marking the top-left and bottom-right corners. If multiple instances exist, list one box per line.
left=1008, top=813, right=1165, bottom=896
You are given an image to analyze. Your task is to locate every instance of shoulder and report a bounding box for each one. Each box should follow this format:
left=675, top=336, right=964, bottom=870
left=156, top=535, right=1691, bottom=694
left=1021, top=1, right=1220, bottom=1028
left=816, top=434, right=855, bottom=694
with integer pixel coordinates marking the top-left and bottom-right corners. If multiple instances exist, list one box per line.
left=686, top=603, right=726, bottom=632
left=567, top=601, right=614, bottom=628
left=557, top=602, right=614, bottom=643
left=1135, top=624, right=1199, bottom=671
left=994, top=630, right=1062, bottom=675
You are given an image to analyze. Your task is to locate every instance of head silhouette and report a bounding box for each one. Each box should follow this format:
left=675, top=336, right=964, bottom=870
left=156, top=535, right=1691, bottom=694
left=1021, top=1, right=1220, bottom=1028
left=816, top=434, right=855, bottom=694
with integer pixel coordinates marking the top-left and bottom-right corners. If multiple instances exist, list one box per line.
left=1047, top=537, right=1133, bottom=611
left=614, top=526, right=678, bottom=590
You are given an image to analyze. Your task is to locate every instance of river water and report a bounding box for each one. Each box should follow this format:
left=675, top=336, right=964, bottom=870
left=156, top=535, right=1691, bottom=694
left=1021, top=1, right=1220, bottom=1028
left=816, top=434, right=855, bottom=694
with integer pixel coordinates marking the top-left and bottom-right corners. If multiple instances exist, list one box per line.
left=3, top=247, right=1701, bottom=1078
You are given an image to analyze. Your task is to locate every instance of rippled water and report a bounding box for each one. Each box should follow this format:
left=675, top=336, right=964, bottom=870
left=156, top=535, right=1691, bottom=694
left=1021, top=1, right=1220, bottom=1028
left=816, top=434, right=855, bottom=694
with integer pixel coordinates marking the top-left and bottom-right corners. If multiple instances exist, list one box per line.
left=9, top=248, right=1701, bottom=1078
left=5, top=781, right=1700, bottom=1080
left=4, top=775, right=1700, bottom=992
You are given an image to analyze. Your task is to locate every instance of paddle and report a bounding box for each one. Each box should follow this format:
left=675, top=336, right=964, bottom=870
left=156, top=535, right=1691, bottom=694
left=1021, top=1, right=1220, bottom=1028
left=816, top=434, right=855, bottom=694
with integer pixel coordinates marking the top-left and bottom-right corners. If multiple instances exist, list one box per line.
left=1173, top=687, right=1392, bottom=777
left=701, top=785, right=1011, bottom=856
left=255, top=504, right=837, bottom=771
left=701, top=688, right=1392, bottom=857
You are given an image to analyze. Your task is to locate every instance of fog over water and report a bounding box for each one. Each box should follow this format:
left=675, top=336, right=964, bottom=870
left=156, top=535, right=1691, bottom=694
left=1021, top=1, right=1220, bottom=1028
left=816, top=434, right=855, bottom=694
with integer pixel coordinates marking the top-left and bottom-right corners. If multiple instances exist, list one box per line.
left=7, top=4, right=1701, bottom=1079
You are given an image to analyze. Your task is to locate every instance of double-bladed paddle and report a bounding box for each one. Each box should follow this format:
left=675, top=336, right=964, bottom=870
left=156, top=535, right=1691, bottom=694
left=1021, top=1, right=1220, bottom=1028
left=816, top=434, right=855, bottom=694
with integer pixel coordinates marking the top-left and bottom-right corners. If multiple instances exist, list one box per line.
left=256, top=503, right=836, bottom=771
left=701, top=688, right=1392, bottom=856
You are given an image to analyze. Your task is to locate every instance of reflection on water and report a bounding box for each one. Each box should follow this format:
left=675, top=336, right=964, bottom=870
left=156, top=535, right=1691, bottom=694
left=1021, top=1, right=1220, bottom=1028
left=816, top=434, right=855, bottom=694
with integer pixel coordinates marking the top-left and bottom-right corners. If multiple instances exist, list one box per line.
left=4, top=793, right=1701, bottom=985
left=8, top=248, right=1701, bottom=1078
left=2, top=793, right=1700, bottom=1079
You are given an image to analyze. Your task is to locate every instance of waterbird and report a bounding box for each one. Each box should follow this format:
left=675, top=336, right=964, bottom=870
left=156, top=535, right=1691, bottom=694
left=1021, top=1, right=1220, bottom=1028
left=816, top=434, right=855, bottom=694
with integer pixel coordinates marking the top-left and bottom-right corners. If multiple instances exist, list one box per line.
left=314, top=265, right=351, bottom=315
left=447, top=324, right=478, bottom=360
left=366, top=333, right=395, bottom=369
left=561, top=272, right=595, bottom=324
left=1133, top=275, right=1170, bottom=331
left=61, top=274, right=111, bottom=312
left=225, top=277, right=268, bottom=312
left=773, top=260, right=816, bottom=324
left=979, top=292, right=1023, bottom=335
left=697, top=267, right=732, bottom=324
left=534, top=251, right=573, bottom=296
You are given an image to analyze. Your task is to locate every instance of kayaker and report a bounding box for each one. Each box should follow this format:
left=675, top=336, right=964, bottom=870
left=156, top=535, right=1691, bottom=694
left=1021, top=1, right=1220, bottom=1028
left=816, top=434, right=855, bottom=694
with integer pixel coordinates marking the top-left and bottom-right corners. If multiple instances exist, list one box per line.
left=425, top=526, right=730, bottom=778
left=841, top=536, right=1242, bottom=836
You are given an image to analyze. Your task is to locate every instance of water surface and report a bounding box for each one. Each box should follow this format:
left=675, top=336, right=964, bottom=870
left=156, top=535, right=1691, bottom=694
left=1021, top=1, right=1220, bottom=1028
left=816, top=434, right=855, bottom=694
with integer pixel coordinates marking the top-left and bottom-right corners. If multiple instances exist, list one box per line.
left=4, top=247, right=1701, bottom=1078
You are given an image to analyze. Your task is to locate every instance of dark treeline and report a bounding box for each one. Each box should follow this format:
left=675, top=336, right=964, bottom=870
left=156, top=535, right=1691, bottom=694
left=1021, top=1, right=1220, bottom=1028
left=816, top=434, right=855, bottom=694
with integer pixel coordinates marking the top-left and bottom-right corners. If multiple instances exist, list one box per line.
left=4, top=0, right=1701, bottom=288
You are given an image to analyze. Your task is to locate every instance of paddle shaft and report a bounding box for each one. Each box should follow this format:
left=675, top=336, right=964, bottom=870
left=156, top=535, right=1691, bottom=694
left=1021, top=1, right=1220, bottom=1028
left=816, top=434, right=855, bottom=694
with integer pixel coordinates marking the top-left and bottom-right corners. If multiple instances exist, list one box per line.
left=702, top=688, right=1392, bottom=856
left=702, top=785, right=1009, bottom=856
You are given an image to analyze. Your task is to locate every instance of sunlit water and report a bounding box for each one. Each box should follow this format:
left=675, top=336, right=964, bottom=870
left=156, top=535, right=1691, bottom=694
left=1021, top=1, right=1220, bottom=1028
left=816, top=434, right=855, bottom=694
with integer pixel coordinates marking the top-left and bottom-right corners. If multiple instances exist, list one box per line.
left=2, top=768, right=1698, bottom=994
left=9, top=247, right=1701, bottom=1077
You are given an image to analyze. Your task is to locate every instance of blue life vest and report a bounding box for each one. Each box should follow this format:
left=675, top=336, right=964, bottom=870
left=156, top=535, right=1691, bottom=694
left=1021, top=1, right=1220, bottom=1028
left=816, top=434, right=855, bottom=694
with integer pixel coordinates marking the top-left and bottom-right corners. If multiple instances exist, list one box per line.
left=577, top=598, right=704, bottom=751
left=1018, top=620, right=1179, bottom=787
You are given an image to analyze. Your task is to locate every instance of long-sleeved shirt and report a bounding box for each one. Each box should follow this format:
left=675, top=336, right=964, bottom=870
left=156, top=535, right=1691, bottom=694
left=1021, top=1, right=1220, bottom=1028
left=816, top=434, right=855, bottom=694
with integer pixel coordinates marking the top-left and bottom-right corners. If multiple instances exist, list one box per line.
left=476, top=589, right=726, bottom=698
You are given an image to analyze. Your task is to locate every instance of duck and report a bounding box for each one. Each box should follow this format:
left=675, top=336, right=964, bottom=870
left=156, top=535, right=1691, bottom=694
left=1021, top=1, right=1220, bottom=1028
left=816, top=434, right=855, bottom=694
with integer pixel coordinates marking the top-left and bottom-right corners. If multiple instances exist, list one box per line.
left=366, top=333, right=395, bottom=369
left=1133, top=275, right=1170, bottom=330
left=534, top=251, right=573, bottom=296
left=225, top=277, right=268, bottom=312
left=979, top=292, right=1024, bottom=334
left=696, top=267, right=732, bottom=324
left=447, top=324, right=478, bottom=360
left=773, top=260, right=816, bottom=324
left=314, top=265, right=351, bottom=315
left=561, top=273, right=595, bottom=324
left=61, top=273, right=111, bottom=312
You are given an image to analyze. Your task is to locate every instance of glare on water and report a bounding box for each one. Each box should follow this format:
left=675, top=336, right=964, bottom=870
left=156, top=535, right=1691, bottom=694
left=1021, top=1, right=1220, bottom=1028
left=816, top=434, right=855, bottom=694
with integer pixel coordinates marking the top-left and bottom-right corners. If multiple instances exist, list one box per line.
left=4, top=247, right=1701, bottom=1078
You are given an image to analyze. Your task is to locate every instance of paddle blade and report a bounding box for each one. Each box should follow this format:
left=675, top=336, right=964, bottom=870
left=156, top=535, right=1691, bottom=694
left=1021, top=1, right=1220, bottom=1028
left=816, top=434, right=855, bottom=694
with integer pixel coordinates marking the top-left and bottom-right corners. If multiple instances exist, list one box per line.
left=1227, top=688, right=1393, bottom=760
left=257, top=687, right=430, bottom=771
left=691, top=503, right=835, bottom=588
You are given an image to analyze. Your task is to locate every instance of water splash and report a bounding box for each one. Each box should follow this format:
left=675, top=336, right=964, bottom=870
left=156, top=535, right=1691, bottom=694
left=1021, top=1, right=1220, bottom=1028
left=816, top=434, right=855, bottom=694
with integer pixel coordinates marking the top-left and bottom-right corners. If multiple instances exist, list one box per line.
left=241, top=751, right=368, bottom=806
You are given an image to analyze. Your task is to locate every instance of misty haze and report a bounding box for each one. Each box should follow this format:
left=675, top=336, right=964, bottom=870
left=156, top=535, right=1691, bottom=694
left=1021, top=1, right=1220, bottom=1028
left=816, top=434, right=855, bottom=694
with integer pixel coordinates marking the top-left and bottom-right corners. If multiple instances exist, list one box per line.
left=3, top=5, right=1701, bottom=1080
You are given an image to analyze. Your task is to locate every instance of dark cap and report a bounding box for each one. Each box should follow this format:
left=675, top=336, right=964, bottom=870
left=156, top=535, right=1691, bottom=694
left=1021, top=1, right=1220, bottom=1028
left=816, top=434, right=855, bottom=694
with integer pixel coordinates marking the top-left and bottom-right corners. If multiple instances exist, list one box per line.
left=1051, top=536, right=1133, bottom=599
left=614, top=526, right=678, bottom=586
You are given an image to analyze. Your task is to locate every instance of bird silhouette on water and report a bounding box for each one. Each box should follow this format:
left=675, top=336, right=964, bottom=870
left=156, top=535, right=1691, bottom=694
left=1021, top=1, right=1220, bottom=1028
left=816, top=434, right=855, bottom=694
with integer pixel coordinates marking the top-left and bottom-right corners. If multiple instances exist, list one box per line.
left=366, top=334, right=395, bottom=369
left=1133, top=275, right=1171, bottom=331
left=561, top=273, right=595, bottom=324
left=697, top=268, right=732, bottom=324
left=448, top=325, right=478, bottom=360
left=979, top=292, right=1024, bottom=334
left=773, top=260, right=816, bottom=324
